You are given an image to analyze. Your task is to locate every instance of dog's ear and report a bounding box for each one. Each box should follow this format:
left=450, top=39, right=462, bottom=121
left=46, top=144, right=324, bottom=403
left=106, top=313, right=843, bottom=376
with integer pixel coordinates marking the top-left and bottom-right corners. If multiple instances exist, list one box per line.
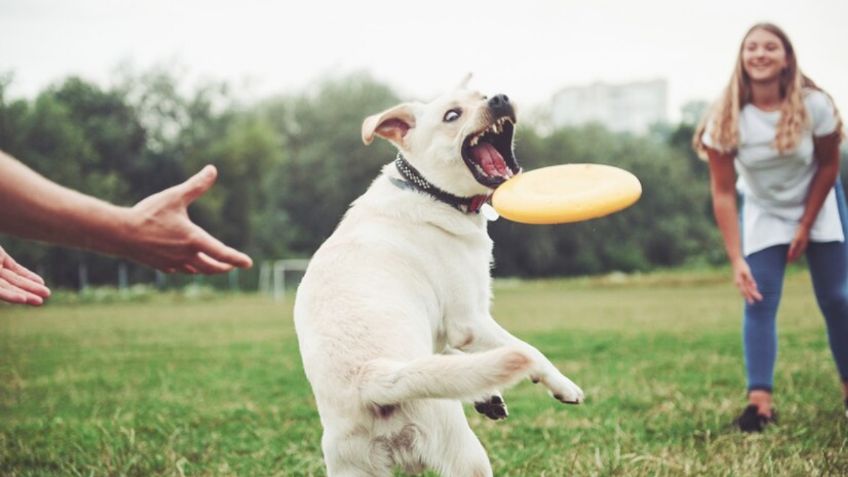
left=457, top=72, right=473, bottom=89
left=361, top=103, right=416, bottom=146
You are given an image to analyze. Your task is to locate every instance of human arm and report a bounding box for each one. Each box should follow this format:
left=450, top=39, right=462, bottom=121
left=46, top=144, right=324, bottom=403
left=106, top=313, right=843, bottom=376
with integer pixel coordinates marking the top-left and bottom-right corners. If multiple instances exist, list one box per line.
left=0, top=150, right=252, bottom=276
left=787, top=131, right=842, bottom=261
left=706, top=147, right=763, bottom=304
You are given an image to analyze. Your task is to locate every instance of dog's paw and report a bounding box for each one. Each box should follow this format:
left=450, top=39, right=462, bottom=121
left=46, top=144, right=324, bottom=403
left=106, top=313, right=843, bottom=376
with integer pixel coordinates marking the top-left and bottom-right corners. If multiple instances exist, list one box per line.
left=546, top=375, right=584, bottom=405
left=474, top=394, right=509, bottom=420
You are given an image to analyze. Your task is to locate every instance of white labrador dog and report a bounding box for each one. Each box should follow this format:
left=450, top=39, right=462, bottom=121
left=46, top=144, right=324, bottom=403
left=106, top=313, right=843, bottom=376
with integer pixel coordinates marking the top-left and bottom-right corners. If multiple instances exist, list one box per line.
left=294, top=78, right=584, bottom=477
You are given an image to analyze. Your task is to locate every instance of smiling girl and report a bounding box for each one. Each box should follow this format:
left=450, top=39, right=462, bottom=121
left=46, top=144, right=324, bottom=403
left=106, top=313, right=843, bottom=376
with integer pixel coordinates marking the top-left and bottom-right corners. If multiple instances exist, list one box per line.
left=694, top=23, right=846, bottom=432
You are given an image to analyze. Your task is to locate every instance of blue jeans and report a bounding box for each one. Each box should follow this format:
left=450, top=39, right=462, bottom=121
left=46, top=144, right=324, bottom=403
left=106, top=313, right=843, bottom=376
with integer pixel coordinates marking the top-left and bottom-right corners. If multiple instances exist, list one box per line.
left=743, top=181, right=848, bottom=392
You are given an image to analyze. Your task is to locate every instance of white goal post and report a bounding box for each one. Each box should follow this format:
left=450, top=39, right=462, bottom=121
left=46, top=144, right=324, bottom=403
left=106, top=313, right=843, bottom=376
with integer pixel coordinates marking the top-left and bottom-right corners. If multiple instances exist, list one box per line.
left=259, top=259, right=310, bottom=301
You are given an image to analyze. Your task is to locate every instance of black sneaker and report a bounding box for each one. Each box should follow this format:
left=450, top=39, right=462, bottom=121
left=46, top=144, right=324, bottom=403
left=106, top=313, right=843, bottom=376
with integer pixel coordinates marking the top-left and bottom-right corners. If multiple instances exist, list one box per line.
left=734, top=404, right=777, bottom=433
left=844, top=399, right=848, bottom=419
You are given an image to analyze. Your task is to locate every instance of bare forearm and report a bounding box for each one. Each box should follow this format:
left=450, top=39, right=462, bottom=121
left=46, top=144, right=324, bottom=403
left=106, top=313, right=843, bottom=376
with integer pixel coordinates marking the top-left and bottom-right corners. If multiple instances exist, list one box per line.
left=0, top=150, right=131, bottom=255
left=802, top=132, right=844, bottom=230
left=712, top=192, right=744, bottom=265
left=705, top=148, right=745, bottom=266
left=799, top=162, right=839, bottom=230
left=1, top=151, right=251, bottom=275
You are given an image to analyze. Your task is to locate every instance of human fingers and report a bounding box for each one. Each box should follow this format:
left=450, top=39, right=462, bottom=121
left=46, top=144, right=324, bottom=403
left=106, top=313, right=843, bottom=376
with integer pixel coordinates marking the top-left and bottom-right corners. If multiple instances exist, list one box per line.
left=787, top=238, right=807, bottom=262
left=735, top=278, right=754, bottom=304
left=3, top=254, right=45, bottom=285
left=188, top=252, right=234, bottom=275
left=0, top=278, right=44, bottom=306
left=0, top=268, right=50, bottom=298
left=740, top=271, right=762, bottom=304
left=190, top=227, right=253, bottom=269
left=178, top=263, right=200, bottom=275
left=0, top=280, right=28, bottom=305
left=179, top=165, right=218, bottom=206
left=734, top=266, right=759, bottom=304
left=744, top=279, right=763, bottom=303
left=787, top=240, right=799, bottom=262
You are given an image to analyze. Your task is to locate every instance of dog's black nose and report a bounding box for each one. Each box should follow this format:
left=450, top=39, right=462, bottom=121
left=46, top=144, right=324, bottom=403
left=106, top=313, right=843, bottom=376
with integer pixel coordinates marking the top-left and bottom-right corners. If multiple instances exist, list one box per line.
left=488, top=94, right=513, bottom=117
left=488, top=94, right=510, bottom=109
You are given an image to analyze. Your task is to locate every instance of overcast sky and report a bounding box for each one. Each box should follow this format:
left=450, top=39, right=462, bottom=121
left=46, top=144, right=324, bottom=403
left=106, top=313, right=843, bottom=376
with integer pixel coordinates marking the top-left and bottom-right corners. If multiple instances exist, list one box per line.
left=2, top=0, right=846, bottom=122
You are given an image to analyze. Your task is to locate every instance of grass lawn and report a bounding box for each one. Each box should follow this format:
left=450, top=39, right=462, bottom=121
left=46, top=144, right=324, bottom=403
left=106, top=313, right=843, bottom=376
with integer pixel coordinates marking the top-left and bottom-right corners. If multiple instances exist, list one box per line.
left=1, top=269, right=847, bottom=476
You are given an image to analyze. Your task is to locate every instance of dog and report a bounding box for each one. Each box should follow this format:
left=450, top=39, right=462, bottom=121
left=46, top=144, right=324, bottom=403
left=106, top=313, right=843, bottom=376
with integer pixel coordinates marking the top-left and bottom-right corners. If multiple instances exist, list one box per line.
left=294, top=76, right=584, bottom=477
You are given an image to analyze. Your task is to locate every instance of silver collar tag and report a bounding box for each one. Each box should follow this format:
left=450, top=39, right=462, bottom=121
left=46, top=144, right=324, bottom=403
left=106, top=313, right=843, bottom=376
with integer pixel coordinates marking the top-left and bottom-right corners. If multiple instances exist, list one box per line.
left=480, top=203, right=499, bottom=222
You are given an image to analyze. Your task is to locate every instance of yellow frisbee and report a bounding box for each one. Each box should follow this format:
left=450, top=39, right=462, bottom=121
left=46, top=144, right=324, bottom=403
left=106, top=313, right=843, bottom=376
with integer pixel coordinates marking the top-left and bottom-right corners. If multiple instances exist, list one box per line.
left=492, top=164, right=642, bottom=224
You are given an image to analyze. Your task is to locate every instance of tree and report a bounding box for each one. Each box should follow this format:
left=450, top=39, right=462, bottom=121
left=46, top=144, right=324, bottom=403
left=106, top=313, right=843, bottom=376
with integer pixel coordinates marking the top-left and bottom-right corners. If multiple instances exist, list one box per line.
left=257, top=72, right=401, bottom=256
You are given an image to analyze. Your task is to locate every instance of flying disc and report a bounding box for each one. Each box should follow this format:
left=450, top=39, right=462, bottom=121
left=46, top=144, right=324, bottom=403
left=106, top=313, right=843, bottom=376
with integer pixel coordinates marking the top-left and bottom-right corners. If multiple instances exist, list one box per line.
left=491, top=164, right=642, bottom=224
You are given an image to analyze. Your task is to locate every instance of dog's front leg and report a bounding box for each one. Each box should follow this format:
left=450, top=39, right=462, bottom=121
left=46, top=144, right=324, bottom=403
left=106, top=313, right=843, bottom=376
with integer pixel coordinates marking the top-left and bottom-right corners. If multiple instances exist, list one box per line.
left=442, top=347, right=509, bottom=420
left=450, top=318, right=584, bottom=405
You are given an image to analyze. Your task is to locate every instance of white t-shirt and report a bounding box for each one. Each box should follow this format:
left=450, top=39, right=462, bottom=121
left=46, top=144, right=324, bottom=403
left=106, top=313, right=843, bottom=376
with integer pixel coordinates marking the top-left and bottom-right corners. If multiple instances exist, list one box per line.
left=703, top=89, right=842, bottom=256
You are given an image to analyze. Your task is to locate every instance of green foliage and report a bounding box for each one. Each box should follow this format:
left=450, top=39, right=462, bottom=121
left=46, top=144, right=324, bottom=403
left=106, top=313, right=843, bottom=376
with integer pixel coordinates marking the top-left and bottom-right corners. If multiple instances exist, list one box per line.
left=255, top=72, right=400, bottom=255
left=2, top=272, right=847, bottom=475
left=1, top=69, right=724, bottom=287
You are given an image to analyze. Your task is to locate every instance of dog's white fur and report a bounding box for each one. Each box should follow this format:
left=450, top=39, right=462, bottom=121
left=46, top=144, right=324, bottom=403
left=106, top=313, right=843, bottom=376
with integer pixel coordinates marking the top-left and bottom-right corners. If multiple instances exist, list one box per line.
left=294, top=81, right=583, bottom=477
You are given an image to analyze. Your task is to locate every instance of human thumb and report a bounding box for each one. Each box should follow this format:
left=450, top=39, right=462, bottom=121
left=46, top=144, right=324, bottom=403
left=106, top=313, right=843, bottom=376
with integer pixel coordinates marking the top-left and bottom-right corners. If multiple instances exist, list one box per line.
left=182, top=165, right=218, bottom=205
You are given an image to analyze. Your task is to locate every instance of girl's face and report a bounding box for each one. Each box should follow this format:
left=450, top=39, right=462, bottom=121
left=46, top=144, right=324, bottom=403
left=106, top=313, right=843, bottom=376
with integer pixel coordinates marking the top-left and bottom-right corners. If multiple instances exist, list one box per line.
left=741, top=28, right=788, bottom=83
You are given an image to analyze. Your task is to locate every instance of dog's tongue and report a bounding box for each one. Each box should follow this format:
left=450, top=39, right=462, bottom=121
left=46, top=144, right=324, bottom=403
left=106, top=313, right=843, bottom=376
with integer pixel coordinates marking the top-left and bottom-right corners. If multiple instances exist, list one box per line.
left=470, top=142, right=508, bottom=177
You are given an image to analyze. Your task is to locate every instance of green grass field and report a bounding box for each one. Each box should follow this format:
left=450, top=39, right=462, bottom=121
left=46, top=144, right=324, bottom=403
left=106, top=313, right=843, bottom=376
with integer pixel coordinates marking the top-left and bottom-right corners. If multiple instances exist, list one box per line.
left=2, top=270, right=847, bottom=476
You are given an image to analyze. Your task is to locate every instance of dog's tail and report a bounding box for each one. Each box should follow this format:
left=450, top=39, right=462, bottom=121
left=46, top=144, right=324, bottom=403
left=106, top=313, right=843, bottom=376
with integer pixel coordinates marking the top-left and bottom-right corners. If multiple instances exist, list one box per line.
left=358, top=346, right=531, bottom=405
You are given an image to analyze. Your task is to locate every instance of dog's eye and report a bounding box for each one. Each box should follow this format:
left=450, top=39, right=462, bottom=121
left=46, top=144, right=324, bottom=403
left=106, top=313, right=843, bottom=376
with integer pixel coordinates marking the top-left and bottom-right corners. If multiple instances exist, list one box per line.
left=443, top=108, right=462, bottom=122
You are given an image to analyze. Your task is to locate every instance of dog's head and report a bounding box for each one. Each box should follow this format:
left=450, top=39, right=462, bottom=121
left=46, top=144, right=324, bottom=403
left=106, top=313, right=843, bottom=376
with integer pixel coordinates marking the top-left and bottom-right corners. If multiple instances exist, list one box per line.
left=362, top=76, right=520, bottom=197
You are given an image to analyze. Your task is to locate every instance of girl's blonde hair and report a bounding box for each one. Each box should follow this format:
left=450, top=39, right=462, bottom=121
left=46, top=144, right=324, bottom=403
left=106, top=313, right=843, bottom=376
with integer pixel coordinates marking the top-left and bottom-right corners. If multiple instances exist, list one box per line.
left=693, top=22, right=843, bottom=158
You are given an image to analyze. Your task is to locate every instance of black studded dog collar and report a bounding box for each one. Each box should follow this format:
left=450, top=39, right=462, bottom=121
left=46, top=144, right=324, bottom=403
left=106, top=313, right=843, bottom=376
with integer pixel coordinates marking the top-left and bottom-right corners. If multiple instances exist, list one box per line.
left=392, top=153, right=489, bottom=214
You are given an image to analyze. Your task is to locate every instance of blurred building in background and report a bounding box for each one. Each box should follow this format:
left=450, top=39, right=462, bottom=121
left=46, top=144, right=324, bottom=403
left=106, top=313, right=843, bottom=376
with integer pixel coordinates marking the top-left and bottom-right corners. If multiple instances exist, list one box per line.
left=551, top=79, right=668, bottom=134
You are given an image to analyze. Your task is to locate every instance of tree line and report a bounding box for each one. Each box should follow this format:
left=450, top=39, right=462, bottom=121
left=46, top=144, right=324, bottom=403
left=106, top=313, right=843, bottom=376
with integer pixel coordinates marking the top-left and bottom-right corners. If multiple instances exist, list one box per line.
left=2, top=68, right=840, bottom=288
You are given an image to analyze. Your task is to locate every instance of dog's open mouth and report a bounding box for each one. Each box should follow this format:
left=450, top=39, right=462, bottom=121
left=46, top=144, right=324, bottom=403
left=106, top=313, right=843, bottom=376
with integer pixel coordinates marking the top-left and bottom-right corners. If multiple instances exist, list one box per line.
left=461, top=115, right=520, bottom=188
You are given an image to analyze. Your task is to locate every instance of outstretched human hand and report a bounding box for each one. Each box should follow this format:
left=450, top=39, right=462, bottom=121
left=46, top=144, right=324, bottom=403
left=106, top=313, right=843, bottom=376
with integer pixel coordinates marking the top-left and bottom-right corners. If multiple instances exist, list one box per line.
left=0, top=245, right=51, bottom=306
left=118, top=165, right=253, bottom=274
left=732, top=257, right=762, bottom=304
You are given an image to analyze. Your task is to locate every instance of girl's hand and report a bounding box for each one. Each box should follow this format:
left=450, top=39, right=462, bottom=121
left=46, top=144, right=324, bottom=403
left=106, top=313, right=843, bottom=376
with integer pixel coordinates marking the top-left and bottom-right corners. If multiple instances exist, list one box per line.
left=787, top=224, right=811, bottom=262
left=732, top=257, right=762, bottom=304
